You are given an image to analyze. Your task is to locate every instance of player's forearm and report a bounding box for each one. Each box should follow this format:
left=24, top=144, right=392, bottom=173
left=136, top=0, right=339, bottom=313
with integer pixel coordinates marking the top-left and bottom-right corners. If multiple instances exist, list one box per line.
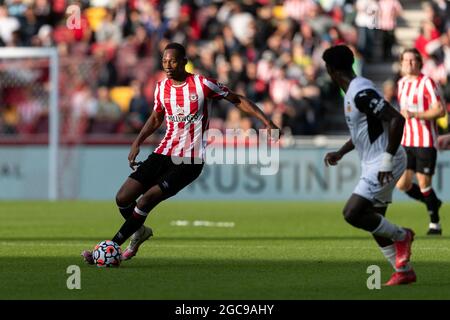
left=413, top=104, right=446, bottom=120
left=337, top=139, right=355, bottom=157
left=386, top=116, right=405, bottom=155
left=235, top=95, right=271, bottom=126
left=133, top=114, right=162, bottom=146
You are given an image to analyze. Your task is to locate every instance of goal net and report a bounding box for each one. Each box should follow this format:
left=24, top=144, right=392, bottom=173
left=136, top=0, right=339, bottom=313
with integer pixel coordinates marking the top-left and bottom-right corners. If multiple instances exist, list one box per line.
left=0, top=48, right=59, bottom=200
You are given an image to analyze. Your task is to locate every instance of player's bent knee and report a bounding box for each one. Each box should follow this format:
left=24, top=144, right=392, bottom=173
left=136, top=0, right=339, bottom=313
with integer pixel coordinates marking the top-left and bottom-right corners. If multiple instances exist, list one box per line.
left=115, top=194, right=125, bottom=208
left=343, top=208, right=360, bottom=227
left=115, top=190, right=132, bottom=208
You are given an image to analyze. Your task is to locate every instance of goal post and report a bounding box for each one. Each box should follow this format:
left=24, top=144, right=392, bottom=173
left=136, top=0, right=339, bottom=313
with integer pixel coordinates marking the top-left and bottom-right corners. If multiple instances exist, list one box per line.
left=0, top=47, right=59, bottom=200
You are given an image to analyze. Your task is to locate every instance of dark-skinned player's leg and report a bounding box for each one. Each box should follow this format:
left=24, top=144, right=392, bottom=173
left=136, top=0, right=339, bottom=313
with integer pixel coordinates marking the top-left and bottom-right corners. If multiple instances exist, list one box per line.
left=115, top=157, right=203, bottom=246
left=112, top=184, right=168, bottom=246
left=115, top=178, right=148, bottom=220
left=81, top=177, right=149, bottom=265
left=117, top=156, right=203, bottom=261
left=343, top=194, right=415, bottom=284
left=342, top=194, right=382, bottom=231
left=343, top=194, right=406, bottom=242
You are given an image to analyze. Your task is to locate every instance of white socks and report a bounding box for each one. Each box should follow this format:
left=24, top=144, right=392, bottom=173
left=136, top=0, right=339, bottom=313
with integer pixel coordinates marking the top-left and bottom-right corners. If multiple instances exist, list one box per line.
left=372, top=216, right=406, bottom=241
left=375, top=216, right=412, bottom=273
left=380, top=244, right=411, bottom=272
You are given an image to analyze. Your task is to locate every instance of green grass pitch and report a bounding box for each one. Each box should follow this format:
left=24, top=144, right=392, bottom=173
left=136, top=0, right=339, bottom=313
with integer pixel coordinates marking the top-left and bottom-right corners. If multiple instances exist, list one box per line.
left=0, top=201, right=449, bottom=300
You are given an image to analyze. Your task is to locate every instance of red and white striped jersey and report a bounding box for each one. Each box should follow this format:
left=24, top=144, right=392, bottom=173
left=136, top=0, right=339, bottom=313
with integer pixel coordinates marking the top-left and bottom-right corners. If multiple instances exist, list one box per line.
left=397, top=74, right=442, bottom=148
left=153, top=73, right=229, bottom=159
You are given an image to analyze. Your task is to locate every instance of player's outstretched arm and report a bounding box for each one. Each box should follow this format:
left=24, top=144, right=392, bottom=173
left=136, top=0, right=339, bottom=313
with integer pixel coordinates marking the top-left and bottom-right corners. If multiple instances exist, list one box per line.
left=128, top=110, right=165, bottom=169
left=324, top=139, right=354, bottom=166
left=224, top=91, right=280, bottom=137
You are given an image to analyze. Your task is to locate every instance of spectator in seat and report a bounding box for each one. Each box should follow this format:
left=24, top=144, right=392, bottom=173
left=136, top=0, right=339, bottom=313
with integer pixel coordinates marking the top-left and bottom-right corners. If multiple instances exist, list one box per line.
left=95, top=86, right=122, bottom=124
left=125, top=81, right=151, bottom=134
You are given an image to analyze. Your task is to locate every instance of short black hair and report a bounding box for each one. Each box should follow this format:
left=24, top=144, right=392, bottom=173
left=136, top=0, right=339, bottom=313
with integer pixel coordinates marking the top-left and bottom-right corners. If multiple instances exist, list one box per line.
left=322, top=45, right=354, bottom=71
left=164, top=42, right=186, bottom=59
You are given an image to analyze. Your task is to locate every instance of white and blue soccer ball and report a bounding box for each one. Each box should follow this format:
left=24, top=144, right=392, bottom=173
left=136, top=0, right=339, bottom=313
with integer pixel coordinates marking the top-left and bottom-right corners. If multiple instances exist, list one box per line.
left=93, top=240, right=122, bottom=267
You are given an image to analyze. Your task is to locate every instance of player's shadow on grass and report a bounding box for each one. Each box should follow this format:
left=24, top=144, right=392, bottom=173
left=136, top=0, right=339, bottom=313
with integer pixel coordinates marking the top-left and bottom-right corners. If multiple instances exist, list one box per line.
left=1, top=257, right=450, bottom=299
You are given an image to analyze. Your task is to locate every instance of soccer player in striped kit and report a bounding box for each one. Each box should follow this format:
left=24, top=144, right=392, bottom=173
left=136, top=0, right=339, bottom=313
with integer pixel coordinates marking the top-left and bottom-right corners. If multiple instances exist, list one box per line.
left=322, top=45, right=416, bottom=285
left=82, top=42, right=279, bottom=263
left=395, top=48, right=447, bottom=235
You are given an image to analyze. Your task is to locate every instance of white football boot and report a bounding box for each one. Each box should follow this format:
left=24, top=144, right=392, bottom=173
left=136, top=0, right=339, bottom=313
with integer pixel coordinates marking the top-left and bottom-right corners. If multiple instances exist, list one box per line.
left=121, top=225, right=153, bottom=260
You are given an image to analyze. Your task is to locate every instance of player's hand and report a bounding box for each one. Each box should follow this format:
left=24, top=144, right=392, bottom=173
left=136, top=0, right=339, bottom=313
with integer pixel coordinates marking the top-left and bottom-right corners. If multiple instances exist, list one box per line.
left=378, top=152, right=394, bottom=186
left=128, top=143, right=141, bottom=170
left=378, top=171, right=394, bottom=186
left=406, top=111, right=416, bottom=119
left=401, top=109, right=410, bottom=119
left=324, top=151, right=342, bottom=166
left=264, top=121, right=282, bottom=142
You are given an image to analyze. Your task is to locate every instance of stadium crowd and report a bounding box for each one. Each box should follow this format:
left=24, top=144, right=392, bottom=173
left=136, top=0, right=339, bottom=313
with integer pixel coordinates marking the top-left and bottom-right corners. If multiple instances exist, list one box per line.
left=0, top=0, right=449, bottom=138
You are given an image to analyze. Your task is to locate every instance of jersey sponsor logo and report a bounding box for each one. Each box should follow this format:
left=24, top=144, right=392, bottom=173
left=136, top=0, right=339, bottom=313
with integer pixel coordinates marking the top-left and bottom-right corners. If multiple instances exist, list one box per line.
left=167, top=111, right=202, bottom=123
left=175, top=104, right=184, bottom=115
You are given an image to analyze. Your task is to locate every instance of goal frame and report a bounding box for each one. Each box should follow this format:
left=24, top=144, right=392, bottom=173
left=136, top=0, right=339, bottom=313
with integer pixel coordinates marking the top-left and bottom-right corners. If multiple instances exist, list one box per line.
left=0, top=47, right=59, bottom=200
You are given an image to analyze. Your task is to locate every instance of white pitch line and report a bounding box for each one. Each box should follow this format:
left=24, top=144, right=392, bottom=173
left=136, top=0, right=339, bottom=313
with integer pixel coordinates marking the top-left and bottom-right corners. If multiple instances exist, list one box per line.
left=170, top=220, right=235, bottom=228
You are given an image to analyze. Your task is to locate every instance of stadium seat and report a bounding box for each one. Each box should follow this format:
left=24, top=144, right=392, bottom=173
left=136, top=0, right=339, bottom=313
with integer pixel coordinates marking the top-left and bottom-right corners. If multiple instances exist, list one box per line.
left=109, top=87, right=134, bottom=113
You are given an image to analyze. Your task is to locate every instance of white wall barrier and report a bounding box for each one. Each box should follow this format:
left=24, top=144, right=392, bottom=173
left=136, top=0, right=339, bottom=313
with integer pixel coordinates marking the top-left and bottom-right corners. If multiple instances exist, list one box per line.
left=1, top=146, right=450, bottom=201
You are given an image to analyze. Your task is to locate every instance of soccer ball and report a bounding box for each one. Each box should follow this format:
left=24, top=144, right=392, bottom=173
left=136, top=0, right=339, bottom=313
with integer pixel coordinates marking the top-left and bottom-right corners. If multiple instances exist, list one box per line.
left=92, top=240, right=122, bottom=268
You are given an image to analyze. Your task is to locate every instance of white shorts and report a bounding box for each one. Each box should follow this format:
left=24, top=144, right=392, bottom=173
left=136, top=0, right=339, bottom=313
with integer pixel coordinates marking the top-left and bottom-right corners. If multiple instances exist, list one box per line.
left=353, top=148, right=406, bottom=206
